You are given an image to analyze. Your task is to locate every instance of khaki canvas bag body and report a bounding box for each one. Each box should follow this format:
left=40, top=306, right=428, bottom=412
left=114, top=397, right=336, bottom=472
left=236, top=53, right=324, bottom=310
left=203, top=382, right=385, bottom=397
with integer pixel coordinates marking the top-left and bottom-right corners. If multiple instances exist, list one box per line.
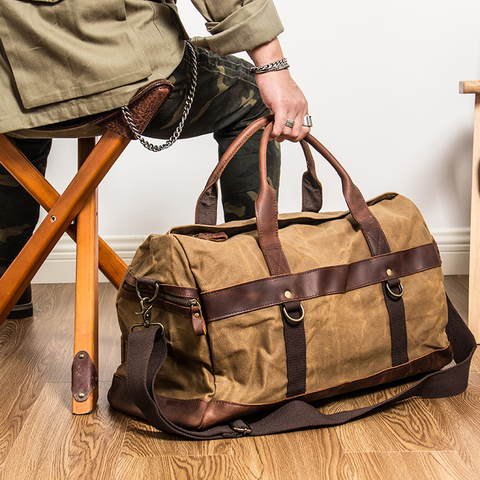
left=108, top=117, right=476, bottom=440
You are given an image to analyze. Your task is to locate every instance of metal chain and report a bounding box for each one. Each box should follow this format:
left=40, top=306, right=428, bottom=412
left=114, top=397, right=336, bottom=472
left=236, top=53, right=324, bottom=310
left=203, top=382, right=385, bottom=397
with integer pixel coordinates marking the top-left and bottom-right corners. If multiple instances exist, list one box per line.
left=121, top=41, right=198, bottom=152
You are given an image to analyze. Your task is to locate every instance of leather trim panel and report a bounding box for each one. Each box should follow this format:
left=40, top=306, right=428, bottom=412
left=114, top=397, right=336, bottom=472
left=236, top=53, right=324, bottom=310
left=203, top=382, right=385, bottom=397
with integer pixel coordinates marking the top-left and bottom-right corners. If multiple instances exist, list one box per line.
left=201, top=242, right=441, bottom=322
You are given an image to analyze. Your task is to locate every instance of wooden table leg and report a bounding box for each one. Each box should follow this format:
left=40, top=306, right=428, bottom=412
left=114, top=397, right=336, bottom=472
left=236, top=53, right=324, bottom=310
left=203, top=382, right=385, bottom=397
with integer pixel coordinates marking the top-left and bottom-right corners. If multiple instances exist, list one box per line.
left=468, top=94, right=480, bottom=341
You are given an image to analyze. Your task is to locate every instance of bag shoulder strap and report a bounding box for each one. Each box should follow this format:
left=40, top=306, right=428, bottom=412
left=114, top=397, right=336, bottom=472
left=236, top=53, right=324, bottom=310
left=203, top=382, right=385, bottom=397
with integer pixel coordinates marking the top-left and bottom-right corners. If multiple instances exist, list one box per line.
left=125, top=296, right=477, bottom=440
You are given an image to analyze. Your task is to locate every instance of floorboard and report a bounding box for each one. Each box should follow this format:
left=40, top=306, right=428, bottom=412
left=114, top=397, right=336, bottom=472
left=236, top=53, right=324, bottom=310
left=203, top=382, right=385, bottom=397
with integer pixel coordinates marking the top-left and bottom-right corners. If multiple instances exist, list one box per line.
left=0, top=383, right=127, bottom=480
left=344, top=451, right=476, bottom=480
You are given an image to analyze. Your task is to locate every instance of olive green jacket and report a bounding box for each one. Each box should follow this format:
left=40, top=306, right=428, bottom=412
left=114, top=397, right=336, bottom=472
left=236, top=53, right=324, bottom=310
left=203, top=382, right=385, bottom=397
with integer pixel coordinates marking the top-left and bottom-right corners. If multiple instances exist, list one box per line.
left=0, top=0, right=283, bottom=134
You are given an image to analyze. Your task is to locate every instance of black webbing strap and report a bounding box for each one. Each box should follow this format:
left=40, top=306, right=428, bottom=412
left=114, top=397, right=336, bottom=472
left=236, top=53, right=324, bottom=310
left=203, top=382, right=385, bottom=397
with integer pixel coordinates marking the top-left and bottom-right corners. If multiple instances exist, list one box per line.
left=382, top=280, right=409, bottom=366
left=126, top=296, right=476, bottom=440
left=282, top=304, right=307, bottom=397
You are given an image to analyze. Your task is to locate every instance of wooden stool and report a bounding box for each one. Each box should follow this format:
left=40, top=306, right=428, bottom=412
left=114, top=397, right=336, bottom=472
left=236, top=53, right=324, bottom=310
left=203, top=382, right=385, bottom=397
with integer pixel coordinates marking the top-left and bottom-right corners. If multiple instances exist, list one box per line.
left=460, top=80, right=480, bottom=341
left=0, top=80, right=173, bottom=414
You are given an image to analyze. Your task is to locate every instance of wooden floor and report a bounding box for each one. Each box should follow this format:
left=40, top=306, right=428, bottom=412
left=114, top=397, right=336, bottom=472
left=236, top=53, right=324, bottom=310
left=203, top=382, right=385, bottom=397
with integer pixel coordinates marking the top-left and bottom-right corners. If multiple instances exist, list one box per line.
left=0, top=276, right=478, bottom=479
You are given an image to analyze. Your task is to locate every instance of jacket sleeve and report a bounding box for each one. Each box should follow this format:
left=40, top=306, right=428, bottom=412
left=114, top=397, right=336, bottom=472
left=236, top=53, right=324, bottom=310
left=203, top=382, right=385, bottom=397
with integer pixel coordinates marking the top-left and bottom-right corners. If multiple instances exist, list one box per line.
left=189, top=0, right=284, bottom=55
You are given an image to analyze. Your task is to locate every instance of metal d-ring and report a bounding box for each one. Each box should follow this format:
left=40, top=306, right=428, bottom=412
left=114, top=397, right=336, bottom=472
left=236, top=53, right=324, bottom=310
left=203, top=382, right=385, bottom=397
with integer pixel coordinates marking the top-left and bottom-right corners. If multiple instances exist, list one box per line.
left=131, top=322, right=164, bottom=334
left=386, top=281, right=404, bottom=299
left=282, top=304, right=305, bottom=323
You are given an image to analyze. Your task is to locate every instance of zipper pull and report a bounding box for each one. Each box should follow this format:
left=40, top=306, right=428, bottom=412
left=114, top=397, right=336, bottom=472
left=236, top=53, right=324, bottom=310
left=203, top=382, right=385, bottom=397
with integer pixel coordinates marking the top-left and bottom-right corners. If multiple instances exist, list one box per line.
left=190, top=300, right=206, bottom=336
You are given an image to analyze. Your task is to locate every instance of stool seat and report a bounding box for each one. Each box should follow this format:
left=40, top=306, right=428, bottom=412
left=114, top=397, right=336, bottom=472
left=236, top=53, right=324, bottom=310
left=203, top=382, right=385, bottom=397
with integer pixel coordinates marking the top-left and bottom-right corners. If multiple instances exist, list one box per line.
left=9, top=80, right=171, bottom=140
left=0, top=79, right=173, bottom=414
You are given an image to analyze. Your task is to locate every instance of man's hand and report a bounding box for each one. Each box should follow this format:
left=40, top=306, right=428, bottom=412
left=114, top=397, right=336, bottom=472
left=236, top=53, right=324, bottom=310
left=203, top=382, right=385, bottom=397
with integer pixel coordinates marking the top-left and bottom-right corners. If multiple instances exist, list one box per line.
left=248, top=38, right=310, bottom=142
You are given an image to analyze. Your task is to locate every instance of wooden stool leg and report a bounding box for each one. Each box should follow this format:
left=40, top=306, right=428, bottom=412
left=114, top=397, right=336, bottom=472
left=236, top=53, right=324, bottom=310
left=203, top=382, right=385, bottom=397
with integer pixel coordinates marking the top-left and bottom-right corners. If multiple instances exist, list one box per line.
left=0, top=131, right=130, bottom=326
left=469, top=94, right=480, bottom=341
left=72, top=138, right=99, bottom=414
left=0, top=134, right=127, bottom=288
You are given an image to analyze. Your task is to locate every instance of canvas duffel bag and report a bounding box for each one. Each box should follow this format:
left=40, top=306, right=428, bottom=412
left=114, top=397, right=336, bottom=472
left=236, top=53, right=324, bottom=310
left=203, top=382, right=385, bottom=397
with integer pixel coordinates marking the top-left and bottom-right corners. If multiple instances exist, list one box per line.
left=107, top=116, right=476, bottom=440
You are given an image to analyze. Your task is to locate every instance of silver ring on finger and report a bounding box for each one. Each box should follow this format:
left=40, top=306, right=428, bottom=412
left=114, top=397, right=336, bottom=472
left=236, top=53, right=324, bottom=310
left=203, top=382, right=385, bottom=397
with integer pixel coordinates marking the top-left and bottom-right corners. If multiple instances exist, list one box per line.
left=285, top=119, right=295, bottom=128
left=302, top=115, right=313, bottom=127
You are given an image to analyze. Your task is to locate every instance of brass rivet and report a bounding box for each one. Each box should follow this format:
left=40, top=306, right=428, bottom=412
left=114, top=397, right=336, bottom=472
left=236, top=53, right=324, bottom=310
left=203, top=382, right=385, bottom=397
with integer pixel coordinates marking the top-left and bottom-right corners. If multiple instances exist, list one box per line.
left=78, top=392, right=85, bottom=399
left=285, top=290, right=292, bottom=299
left=78, top=353, right=85, bottom=359
left=386, top=269, right=393, bottom=276
left=194, top=313, right=200, bottom=318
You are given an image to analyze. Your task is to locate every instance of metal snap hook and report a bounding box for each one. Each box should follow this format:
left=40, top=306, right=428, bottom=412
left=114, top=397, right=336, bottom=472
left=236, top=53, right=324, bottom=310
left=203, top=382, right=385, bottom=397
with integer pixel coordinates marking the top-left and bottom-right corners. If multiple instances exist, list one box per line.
left=135, top=281, right=161, bottom=327
left=229, top=422, right=252, bottom=435
left=136, top=281, right=160, bottom=303
left=130, top=322, right=164, bottom=334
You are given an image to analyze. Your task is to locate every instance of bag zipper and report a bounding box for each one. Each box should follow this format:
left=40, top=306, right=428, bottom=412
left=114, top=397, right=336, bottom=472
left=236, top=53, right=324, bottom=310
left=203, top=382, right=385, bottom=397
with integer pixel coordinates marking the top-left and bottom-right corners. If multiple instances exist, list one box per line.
left=156, top=293, right=206, bottom=336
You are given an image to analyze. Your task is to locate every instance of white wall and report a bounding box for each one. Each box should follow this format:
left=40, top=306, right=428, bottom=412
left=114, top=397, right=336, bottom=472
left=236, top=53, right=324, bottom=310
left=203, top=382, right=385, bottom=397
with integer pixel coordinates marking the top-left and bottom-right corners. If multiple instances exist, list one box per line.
left=34, top=0, right=480, bottom=282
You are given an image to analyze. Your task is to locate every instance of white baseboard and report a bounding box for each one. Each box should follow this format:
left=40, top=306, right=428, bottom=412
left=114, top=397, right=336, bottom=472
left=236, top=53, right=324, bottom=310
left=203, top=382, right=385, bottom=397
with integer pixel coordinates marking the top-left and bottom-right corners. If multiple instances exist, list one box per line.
left=31, top=229, right=471, bottom=284
left=431, top=228, right=470, bottom=277
left=32, top=235, right=147, bottom=284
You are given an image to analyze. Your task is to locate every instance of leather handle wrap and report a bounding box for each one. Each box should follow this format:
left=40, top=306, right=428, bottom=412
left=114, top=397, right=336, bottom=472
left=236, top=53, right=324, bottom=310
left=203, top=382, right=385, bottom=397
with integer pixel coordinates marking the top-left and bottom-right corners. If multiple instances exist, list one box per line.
left=255, top=123, right=291, bottom=276
left=302, top=133, right=391, bottom=256
left=195, top=116, right=271, bottom=225
left=196, top=116, right=389, bottom=258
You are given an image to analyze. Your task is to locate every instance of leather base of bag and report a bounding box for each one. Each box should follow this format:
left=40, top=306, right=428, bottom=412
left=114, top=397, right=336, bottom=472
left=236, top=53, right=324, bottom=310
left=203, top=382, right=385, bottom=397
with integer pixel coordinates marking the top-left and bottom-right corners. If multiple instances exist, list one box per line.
left=108, top=344, right=452, bottom=430
left=107, top=117, right=475, bottom=438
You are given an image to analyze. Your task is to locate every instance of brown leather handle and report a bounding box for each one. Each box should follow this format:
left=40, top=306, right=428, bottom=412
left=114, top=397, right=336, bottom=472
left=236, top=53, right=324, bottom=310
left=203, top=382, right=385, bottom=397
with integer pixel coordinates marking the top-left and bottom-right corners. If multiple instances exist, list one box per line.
left=255, top=123, right=292, bottom=276
left=254, top=123, right=392, bottom=262
left=195, top=115, right=323, bottom=225
left=197, top=116, right=390, bottom=260
left=302, top=133, right=391, bottom=256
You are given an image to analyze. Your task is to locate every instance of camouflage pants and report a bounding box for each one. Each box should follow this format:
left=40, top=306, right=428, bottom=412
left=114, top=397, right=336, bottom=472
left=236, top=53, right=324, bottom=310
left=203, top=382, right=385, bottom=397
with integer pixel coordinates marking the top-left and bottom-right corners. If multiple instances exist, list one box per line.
left=0, top=44, right=280, bottom=263
left=0, top=138, right=50, bottom=265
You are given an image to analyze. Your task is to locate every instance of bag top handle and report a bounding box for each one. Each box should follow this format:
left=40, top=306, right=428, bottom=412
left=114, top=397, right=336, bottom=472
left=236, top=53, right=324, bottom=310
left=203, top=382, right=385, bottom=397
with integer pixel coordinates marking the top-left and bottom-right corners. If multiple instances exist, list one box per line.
left=197, top=116, right=391, bottom=260
left=254, top=122, right=392, bottom=277
left=301, top=132, right=391, bottom=256
left=194, top=116, right=323, bottom=225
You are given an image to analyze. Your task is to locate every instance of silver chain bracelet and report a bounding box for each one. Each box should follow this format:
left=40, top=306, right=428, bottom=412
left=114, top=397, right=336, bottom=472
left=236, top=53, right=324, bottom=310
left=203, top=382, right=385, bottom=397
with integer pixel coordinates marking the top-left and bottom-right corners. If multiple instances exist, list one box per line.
left=122, top=41, right=198, bottom=152
left=250, top=58, right=290, bottom=74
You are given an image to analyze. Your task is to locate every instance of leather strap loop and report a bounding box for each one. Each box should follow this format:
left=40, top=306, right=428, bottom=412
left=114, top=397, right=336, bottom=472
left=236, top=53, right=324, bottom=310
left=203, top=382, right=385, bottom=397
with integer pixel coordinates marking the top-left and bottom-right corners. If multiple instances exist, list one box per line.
left=255, top=123, right=291, bottom=276
left=253, top=122, right=391, bottom=276
left=195, top=116, right=271, bottom=225
left=302, top=133, right=391, bottom=256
